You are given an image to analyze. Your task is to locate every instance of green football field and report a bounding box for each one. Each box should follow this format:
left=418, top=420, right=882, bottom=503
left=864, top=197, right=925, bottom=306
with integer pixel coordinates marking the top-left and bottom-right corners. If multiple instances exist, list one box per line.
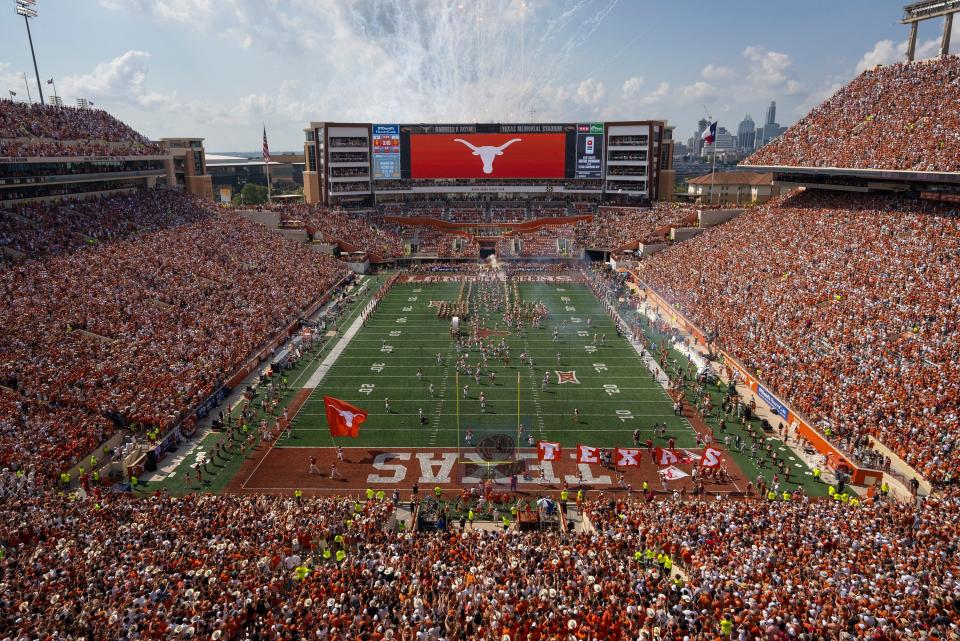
left=283, top=279, right=695, bottom=450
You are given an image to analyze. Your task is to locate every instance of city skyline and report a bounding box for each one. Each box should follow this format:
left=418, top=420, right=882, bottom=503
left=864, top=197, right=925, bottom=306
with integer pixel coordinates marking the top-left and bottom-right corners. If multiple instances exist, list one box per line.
left=1, top=0, right=958, bottom=151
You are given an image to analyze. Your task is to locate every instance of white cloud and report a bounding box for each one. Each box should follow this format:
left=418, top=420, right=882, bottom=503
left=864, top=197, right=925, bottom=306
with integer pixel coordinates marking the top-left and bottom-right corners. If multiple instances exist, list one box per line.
left=701, top=63, right=734, bottom=80
left=575, top=78, right=606, bottom=105
left=741, top=45, right=802, bottom=97
left=636, top=82, right=670, bottom=107
left=678, top=81, right=717, bottom=101
left=58, top=51, right=174, bottom=110
left=0, top=63, right=25, bottom=97
left=621, top=76, right=644, bottom=99
left=855, top=37, right=944, bottom=73
left=97, top=0, right=133, bottom=9
left=856, top=39, right=902, bottom=73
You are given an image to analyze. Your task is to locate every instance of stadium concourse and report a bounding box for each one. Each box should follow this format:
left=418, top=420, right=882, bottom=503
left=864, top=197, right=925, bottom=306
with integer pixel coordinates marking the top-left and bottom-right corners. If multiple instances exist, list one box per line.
left=3, top=45, right=960, bottom=640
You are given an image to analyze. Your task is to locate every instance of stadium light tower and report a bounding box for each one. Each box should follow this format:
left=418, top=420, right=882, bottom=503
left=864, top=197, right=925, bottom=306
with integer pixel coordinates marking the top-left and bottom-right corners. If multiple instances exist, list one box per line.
left=14, top=0, right=44, bottom=105
left=902, top=0, right=960, bottom=60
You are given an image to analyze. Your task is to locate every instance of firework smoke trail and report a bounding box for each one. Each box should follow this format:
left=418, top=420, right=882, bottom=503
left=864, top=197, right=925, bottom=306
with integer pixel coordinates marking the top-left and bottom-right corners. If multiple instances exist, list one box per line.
left=332, top=0, right=621, bottom=122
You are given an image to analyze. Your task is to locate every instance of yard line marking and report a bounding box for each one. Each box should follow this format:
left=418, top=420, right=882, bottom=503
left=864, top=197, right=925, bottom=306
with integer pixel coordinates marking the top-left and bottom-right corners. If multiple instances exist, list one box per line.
left=430, top=342, right=453, bottom=445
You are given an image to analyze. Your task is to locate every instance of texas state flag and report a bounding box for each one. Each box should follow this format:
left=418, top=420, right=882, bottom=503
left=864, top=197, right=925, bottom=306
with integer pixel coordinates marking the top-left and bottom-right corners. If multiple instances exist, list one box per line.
left=324, top=396, right=368, bottom=438
left=701, top=121, right=717, bottom=145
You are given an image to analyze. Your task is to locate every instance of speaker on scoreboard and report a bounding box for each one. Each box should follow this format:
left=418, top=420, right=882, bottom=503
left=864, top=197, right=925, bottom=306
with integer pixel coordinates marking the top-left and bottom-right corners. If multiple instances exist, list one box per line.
left=145, top=450, right=158, bottom=472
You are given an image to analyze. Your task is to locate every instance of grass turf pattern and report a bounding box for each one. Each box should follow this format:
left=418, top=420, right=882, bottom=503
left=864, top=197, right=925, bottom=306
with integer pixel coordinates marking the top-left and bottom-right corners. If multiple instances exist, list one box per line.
left=284, top=280, right=694, bottom=450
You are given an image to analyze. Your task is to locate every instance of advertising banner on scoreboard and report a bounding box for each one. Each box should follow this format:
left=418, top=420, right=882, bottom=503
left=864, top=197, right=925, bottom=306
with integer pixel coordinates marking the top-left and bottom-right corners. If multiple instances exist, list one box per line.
left=372, top=124, right=401, bottom=180
left=575, top=123, right=604, bottom=178
left=409, top=132, right=567, bottom=179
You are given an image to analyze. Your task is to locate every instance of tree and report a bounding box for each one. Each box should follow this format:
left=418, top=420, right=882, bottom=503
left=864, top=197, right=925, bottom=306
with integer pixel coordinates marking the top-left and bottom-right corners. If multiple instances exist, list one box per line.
left=240, top=183, right=269, bottom=205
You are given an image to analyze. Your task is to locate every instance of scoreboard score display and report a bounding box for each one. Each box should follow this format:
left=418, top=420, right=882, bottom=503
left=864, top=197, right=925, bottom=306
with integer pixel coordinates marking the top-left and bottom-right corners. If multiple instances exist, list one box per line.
left=369, top=123, right=608, bottom=180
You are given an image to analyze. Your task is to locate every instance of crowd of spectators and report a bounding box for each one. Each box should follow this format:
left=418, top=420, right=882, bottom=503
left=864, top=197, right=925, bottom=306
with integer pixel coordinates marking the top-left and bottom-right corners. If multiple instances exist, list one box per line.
left=641, top=190, right=960, bottom=486
left=609, top=151, right=647, bottom=162
left=0, top=100, right=163, bottom=157
left=0, top=189, right=209, bottom=262
left=275, top=205, right=405, bottom=258
left=2, top=484, right=957, bottom=640
left=407, top=227, right=480, bottom=258
left=329, top=167, right=370, bottom=178
left=499, top=225, right=577, bottom=257
left=1, top=191, right=348, bottom=474
left=745, top=55, right=960, bottom=172
left=575, top=204, right=696, bottom=249
left=609, top=135, right=648, bottom=146
left=445, top=207, right=485, bottom=223
left=606, top=167, right=648, bottom=177
left=328, top=152, right=368, bottom=163
left=328, top=181, right=370, bottom=193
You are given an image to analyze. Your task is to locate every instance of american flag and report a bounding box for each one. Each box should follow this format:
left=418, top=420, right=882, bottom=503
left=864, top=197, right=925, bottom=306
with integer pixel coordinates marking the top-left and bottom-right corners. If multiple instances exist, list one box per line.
left=262, top=126, right=271, bottom=163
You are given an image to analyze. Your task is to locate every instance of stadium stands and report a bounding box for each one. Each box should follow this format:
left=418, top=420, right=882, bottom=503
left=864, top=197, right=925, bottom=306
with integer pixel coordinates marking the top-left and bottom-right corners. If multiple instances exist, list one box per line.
left=745, top=55, right=960, bottom=172
left=498, top=225, right=577, bottom=258
left=641, top=189, right=960, bottom=485
left=575, top=203, right=696, bottom=249
left=0, top=191, right=348, bottom=474
left=1, top=484, right=957, bottom=640
left=0, top=190, right=209, bottom=264
left=0, top=100, right=164, bottom=157
left=277, top=205, right=405, bottom=258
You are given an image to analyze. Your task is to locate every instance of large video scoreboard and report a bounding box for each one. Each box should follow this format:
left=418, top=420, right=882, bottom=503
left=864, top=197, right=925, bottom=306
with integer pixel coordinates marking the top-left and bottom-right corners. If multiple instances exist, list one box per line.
left=372, top=123, right=605, bottom=180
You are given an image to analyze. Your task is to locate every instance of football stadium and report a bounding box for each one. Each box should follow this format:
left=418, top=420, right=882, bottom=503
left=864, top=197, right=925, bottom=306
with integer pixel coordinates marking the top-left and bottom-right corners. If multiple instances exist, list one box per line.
left=2, top=1, right=960, bottom=639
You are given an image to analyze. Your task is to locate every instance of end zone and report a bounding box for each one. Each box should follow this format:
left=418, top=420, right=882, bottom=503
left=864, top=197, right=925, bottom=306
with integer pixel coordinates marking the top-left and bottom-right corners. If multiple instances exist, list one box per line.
left=229, top=445, right=747, bottom=497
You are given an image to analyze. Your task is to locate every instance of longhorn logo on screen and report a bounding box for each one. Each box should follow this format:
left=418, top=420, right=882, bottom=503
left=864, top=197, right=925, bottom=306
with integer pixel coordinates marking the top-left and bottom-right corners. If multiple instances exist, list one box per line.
left=453, top=138, right=521, bottom=174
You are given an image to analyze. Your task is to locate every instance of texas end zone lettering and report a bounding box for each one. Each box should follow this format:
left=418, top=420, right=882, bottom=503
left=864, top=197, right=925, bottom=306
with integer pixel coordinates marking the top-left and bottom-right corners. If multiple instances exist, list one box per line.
left=366, top=451, right=611, bottom=485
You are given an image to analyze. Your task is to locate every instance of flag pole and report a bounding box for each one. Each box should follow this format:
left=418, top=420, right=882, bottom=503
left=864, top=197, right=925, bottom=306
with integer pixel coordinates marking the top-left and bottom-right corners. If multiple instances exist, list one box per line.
left=266, top=159, right=273, bottom=204
left=708, top=118, right=717, bottom=206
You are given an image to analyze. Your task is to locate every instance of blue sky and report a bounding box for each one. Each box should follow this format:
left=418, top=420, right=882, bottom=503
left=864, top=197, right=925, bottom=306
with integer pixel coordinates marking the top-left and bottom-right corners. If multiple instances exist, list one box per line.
left=2, top=0, right=956, bottom=151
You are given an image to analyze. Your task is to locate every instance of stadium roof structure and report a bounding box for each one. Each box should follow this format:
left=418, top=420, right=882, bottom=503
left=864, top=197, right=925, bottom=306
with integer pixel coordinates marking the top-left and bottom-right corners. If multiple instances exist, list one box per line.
left=738, top=164, right=960, bottom=187
left=687, top=171, right=773, bottom=186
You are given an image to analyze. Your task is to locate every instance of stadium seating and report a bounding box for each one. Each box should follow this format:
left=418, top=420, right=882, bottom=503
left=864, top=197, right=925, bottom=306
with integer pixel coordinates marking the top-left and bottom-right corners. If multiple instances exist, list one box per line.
left=641, top=190, right=960, bottom=485
left=0, top=191, right=348, bottom=473
left=0, top=190, right=209, bottom=263
left=1, top=485, right=957, bottom=640
left=575, top=203, right=696, bottom=249
left=745, top=55, right=960, bottom=172
left=278, top=205, right=405, bottom=258
left=0, top=100, right=164, bottom=157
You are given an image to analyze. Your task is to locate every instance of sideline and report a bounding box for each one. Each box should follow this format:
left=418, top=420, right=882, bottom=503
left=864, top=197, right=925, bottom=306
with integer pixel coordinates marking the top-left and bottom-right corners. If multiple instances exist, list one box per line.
left=305, top=300, right=372, bottom=388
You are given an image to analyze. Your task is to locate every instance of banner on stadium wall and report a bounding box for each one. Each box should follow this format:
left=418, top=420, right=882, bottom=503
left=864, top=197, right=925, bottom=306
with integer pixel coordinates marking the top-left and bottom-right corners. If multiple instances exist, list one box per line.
left=195, top=386, right=229, bottom=420
left=154, top=427, right=182, bottom=461
left=757, top=384, right=788, bottom=419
